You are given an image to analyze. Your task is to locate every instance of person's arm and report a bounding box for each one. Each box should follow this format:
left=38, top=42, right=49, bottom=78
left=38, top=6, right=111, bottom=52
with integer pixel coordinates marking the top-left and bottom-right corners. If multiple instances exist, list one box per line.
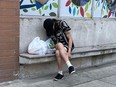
left=65, top=31, right=73, bottom=57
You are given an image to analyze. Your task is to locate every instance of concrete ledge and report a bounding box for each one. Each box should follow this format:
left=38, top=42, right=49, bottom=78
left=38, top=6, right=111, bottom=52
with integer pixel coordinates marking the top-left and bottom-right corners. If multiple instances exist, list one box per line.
left=19, top=44, right=116, bottom=64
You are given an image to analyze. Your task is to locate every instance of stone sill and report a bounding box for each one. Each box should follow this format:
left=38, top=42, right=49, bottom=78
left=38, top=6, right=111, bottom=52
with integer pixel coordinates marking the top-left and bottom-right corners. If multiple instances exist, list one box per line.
left=19, top=44, right=116, bottom=64
left=20, top=16, right=116, bottom=21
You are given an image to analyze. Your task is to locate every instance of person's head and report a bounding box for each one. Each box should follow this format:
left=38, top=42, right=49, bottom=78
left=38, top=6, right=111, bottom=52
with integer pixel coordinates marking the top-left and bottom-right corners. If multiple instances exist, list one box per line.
left=43, top=18, right=59, bottom=36
left=43, top=18, right=54, bottom=37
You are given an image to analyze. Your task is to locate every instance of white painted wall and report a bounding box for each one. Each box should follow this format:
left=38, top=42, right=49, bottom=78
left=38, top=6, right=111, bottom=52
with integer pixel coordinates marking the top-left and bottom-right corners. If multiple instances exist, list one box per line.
left=20, top=17, right=116, bottom=53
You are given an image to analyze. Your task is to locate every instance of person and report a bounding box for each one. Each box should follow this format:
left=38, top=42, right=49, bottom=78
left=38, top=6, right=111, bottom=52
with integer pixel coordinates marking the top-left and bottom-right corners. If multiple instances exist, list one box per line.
left=43, top=18, right=75, bottom=81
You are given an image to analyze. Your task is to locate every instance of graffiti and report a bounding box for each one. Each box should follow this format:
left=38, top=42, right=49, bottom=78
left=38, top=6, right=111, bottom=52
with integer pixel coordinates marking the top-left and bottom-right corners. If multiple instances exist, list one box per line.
left=106, top=0, right=116, bottom=12
left=71, top=0, right=90, bottom=6
left=20, top=0, right=58, bottom=16
left=65, top=0, right=92, bottom=17
left=20, top=0, right=48, bottom=9
left=94, top=0, right=116, bottom=18
left=20, top=0, right=116, bottom=18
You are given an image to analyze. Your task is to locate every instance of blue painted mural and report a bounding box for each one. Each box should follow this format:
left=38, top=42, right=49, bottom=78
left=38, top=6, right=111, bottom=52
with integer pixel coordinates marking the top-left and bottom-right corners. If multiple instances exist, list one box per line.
left=20, top=0, right=116, bottom=18
left=20, top=0, right=58, bottom=16
left=20, top=0, right=48, bottom=10
left=94, top=0, right=116, bottom=18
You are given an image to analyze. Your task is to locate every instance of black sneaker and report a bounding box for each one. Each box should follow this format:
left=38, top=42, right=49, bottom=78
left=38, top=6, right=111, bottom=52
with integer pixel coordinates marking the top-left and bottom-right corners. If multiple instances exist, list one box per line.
left=69, top=66, right=75, bottom=74
left=54, top=73, right=64, bottom=81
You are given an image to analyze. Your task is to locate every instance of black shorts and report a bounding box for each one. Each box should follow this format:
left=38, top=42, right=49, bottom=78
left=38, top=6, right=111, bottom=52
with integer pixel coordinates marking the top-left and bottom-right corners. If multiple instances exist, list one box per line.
left=58, top=41, right=74, bottom=52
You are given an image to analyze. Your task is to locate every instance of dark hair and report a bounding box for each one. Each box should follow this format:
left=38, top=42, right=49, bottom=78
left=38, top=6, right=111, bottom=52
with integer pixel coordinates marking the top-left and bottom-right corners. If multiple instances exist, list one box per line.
left=52, top=19, right=60, bottom=30
left=43, top=18, right=54, bottom=37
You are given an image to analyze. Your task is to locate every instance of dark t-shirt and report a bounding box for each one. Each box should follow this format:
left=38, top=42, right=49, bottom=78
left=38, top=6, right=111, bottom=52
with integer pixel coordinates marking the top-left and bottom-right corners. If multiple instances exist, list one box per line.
left=51, top=20, right=74, bottom=51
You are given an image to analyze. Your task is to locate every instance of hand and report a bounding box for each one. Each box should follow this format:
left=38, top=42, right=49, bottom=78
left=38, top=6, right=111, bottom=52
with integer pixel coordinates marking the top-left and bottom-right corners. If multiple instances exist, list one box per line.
left=68, top=48, right=71, bottom=58
left=68, top=53, right=72, bottom=59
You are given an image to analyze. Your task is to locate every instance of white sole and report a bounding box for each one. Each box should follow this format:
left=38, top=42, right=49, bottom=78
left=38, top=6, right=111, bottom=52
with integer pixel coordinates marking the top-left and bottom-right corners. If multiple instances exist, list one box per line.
left=70, top=70, right=75, bottom=74
left=53, top=77, right=64, bottom=81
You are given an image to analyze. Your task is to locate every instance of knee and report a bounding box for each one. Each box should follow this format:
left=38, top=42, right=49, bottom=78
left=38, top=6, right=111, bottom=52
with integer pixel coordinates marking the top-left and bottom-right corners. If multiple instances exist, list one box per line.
left=55, top=50, right=60, bottom=58
left=55, top=50, right=59, bottom=56
left=56, top=43, right=64, bottom=50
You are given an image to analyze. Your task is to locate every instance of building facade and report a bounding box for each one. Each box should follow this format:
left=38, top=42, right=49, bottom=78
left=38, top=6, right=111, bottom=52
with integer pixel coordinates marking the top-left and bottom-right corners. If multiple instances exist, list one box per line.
left=0, top=0, right=116, bottom=82
left=19, top=0, right=116, bottom=79
left=0, top=1, right=19, bottom=82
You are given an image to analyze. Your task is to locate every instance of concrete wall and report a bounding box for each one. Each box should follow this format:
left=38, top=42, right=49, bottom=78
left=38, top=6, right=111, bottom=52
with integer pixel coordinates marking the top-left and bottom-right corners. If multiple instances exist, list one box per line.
left=19, top=53, right=116, bottom=78
left=20, top=17, right=116, bottom=53
left=20, top=17, right=116, bottom=78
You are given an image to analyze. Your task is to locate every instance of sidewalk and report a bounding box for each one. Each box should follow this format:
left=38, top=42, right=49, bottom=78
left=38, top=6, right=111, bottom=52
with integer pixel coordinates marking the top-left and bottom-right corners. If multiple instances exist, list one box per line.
left=0, top=62, right=116, bottom=87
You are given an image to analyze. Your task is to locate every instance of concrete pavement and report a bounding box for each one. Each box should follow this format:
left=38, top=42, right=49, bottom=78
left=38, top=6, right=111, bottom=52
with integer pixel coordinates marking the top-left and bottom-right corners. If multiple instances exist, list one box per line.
left=0, top=62, right=116, bottom=87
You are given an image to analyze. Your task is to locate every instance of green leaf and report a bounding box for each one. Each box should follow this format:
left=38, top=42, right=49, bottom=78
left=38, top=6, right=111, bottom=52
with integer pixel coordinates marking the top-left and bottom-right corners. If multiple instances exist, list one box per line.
left=44, top=6, right=49, bottom=10
left=77, top=9, right=79, bottom=15
left=39, top=9, right=42, bottom=15
left=30, top=0, right=33, bottom=3
left=49, top=12, right=56, bottom=16
left=30, top=0, right=35, bottom=4
left=72, top=3, right=74, bottom=7
left=52, top=2, right=58, bottom=8
left=31, top=7, right=36, bottom=11
left=85, top=3, right=88, bottom=12
left=42, top=14, right=45, bottom=16
left=88, top=0, right=91, bottom=5
left=33, top=0, right=35, bottom=3
left=23, top=9, right=28, bottom=12
left=106, top=6, right=109, bottom=13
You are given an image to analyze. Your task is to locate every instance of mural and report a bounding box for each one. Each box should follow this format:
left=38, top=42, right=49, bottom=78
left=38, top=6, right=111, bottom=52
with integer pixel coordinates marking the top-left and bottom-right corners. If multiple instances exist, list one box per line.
left=106, top=0, right=116, bottom=12
left=71, top=0, right=90, bottom=6
left=20, top=0, right=49, bottom=10
left=20, top=0, right=116, bottom=18
left=94, top=0, right=116, bottom=18
left=20, top=0, right=58, bottom=16
left=60, top=0, right=92, bottom=17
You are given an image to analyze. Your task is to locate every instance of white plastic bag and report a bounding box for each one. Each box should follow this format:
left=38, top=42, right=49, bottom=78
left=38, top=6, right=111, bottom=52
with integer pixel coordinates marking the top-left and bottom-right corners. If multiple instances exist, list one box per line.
left=28, top=37, right=47, bottom=55
left=45, top=38, right=55, bottom=54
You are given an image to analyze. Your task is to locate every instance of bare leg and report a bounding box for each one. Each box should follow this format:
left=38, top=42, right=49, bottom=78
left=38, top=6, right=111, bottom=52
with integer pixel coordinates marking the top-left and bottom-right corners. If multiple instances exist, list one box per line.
left=56, top=43, right=69, bottom=62
left=55, top=50, right=64, bottom=71
left=56, top=43, right=75, bottom=74
left=54, top=43, right=75, bottom=81
left=54, top=49, right=64, bottom=81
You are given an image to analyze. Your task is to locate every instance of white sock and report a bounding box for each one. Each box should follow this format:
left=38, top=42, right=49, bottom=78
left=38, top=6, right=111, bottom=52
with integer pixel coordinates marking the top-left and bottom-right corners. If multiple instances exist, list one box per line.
left=66, top=61, right=72, bottom=68
left=58, top=71, right=63, bottom=75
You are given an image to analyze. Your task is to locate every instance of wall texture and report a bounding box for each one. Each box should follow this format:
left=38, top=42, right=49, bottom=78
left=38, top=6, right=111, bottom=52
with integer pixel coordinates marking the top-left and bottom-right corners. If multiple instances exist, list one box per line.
left=20, top=17, right=116, bottom=53
left=0, top=1, right=19, bottom=82
left=19, top=17, right=116, bottom=78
